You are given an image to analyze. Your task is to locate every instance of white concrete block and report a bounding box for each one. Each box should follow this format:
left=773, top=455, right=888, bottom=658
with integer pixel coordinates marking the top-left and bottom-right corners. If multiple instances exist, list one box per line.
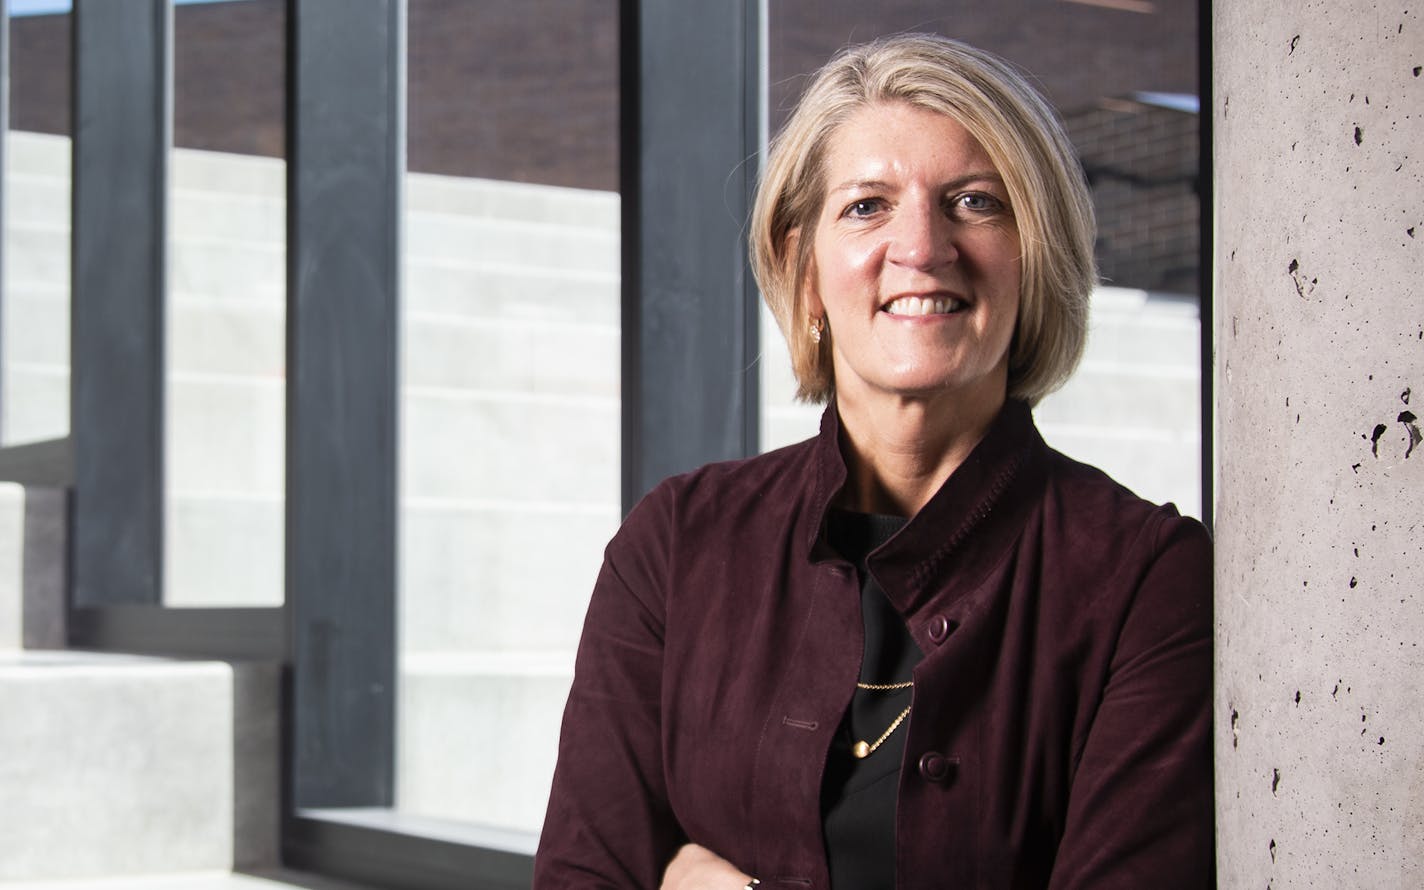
left=0, top=653, right=233, bottom=881
left=170, top=237, right=285, bottom=304
left=406, top=170, right=618, bottom=230
left=3, top=289, right=70, bottom=368
left=4, top=171, right=71, bottom=230
left=1, top=364, right=69, bottom=447
left=171, top=146, right=285, bottom=198
left=399, top=503, right=615, bottom=654
left=1035, top=365, right=1200, bottom=432
left=0, top=870, right=368, bottom=890
left=404, top=212, right=618, bottom=277
left=3, top=224, right=70, bottom=286
left=397, top=659, right=572, bottom=833
left=403, top=313, right=617, bottom=396
left=173, top=190, right=285, bottom=244
left=165, top=494, right=283, bottom=609
left=401, top=391, right=618, bottom=504
left=169, top=301, right=286, bottom=378
left=6, top=130, right=71, bottom=179
left=0, top=484, right=24, bottom=651
left=167, top=375, right=284, bottom=494
left=404, top=260, right=618, bottom=324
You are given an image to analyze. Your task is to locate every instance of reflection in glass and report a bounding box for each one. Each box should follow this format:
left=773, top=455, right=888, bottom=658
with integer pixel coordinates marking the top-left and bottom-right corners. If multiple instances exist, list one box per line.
left=397, top=0, right=621, bottom=833
left=760, top=1, right=1202, bottom=517
left=4, top=5, right=72, bottom=447
left=164, top=0, right=287, bottom=607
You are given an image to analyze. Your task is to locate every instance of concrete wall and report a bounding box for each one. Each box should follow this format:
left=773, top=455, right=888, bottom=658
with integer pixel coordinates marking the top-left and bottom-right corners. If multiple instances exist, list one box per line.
left=1214, top=1, right=1424, bottom=886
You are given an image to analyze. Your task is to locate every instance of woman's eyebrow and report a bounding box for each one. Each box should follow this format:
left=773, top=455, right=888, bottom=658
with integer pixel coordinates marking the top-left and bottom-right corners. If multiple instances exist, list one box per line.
left=829, top=172, right=1005, bottom=193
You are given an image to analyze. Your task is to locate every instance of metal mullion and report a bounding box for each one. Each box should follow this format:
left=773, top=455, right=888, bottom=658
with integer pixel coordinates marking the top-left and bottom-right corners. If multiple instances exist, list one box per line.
left=1, top=2, right=8, bottom=420
left=70, top=0, right=170, bottom=606
left=286, top=0, right=401, bottom=809
left=620, top=0, right=763, bottom=513
left=1197, top=0, right=1214, bottom=530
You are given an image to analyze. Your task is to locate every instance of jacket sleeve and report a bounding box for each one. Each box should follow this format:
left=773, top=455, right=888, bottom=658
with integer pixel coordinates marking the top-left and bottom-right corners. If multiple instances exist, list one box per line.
left=532, top=482, right=685, bottom=889
left=1048, top=513, right=1215, bottom=889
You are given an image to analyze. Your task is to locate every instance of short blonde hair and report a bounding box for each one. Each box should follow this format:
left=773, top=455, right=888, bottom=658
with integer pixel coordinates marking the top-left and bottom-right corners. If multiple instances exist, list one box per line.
left=750, top=34, right=1096, bottom=405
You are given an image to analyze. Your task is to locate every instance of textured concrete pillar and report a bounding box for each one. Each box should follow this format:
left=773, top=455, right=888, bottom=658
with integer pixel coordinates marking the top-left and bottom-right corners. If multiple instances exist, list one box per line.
left=1214, top=2, right=1424, bottom=887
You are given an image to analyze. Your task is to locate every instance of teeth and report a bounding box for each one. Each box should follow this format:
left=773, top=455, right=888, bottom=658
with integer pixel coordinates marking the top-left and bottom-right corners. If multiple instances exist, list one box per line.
left=885, top=296, right=961, bottom=316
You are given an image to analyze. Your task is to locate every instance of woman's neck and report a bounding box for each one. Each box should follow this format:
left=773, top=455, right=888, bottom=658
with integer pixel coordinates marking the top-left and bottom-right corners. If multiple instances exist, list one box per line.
left=834, top=384, right=1007, bottom=517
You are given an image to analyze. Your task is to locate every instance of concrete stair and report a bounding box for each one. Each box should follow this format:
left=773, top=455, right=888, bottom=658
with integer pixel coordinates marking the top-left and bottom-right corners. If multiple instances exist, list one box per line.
left=0, top=484, right=286, bottom=886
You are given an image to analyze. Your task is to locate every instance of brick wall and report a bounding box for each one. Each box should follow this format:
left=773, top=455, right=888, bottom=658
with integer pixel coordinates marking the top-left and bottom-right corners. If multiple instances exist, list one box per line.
left=1068, top=101, right=1200, bottom=295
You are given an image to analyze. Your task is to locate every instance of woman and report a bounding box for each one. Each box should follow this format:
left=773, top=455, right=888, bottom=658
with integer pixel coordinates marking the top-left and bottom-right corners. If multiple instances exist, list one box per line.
left=534, top=34, right=1212, bottom=889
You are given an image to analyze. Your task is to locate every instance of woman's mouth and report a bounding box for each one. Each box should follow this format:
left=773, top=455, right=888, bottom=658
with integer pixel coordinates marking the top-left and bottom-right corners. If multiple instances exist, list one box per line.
left=882, top=295, right=966, bottom=316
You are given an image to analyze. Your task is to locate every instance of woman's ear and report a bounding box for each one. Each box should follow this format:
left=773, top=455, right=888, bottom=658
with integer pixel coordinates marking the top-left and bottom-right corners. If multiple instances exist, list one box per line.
left=789, top=227, right=824, bottom=318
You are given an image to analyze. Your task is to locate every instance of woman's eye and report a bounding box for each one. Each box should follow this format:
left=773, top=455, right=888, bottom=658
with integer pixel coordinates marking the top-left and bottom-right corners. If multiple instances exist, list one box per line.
left=953, top=192, right=1001, bottom=212
left=844, top=198, right=882, bottom=218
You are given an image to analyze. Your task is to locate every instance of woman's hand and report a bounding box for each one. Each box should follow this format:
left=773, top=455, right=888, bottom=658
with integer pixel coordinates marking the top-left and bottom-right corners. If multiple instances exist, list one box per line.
left=660, top=842, right=756, bottom=890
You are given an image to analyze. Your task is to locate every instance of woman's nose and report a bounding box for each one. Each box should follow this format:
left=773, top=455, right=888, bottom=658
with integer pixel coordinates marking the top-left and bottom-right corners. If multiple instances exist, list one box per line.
left=886, top=205, right=957, bottom=271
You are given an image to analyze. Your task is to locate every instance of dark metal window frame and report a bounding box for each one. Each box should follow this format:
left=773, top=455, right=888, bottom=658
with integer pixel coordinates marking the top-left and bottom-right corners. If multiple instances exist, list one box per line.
left=0, top=1, right=1212, bottom=888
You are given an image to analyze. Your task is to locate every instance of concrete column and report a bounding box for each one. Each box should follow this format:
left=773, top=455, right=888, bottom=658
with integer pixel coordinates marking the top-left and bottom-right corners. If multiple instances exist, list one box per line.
left=1214, top=2, right=1424, bottom=887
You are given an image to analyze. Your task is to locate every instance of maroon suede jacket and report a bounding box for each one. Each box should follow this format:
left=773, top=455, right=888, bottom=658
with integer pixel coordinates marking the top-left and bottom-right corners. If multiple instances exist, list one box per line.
left=533, top=400, right=1213, bottom=889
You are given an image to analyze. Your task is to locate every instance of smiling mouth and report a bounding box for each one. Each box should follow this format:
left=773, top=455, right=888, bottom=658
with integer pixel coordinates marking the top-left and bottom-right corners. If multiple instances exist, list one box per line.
left=882, top=295, right=966, bottom=316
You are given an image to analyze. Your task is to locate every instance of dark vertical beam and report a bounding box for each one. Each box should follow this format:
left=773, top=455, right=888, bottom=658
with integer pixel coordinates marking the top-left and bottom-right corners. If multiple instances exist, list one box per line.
left=71, top=0, right=169, bottom=606
left=620, top=0, right=763, bottom=512
left=1, top=2, right=8, bottom=440
left=1197, top=0, right=1214, bottom=529
left=287, top=0, right=401, bottom=808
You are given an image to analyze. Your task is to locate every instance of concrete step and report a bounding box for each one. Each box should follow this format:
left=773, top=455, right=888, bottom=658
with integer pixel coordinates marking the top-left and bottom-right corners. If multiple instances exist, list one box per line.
left=0, top=485, right=22, bottom=650
left=170, top=146, right=284, bottom=198
left=403, top=260, right=618, bottom=323
left=404, top=210, right=618, bottom=275
left=399, top=501, right=616, bottom=653
left=1035, top=363, right=1199, bottom=435
left=3, top=224, right=71, bottom=287
left=401, top=389, right=618, bottom=503
left=165, top=493, right=284, bottom=610
left=7, top=281, right=619, bottom=387
left=404, top=313, right=618, bottom=395
left=4, top=170, right=71, bottom=229
left=0, top=652, right=234, bottom=882
left=406, top=171, right=618, bottom=230
left=163, top=375, right=618, bottom=498
left=162, top=258, right=618, bottom=322
left=1, top=363, right=68, bottom=447
left=397, top=654, right=572, bottom=833
left=5, top=129, right=70, bottom=179
left=164, top=493, right=615, bottom=630
left=0, top=870, right=379, bottom=890
left=172, top=189, right=284, bottom=244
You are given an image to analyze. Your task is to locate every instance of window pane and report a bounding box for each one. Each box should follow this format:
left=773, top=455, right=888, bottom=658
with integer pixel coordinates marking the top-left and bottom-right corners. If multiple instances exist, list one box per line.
left=397, top=0, right=620, bottom=834
left=759, top=0, right=1202, bottom=518
left=165, top=0, right=287, bottom=607
left=4, top=3, right=72, bottom=446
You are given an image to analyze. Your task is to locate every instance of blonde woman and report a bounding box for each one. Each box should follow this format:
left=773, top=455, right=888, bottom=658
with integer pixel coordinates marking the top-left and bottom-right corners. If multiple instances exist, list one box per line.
left=534, top=34, right=1212, bottom=890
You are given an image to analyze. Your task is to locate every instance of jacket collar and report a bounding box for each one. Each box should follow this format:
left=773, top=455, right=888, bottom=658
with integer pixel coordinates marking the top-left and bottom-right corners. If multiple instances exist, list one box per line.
left=806, top=397, right=1047, bottom=613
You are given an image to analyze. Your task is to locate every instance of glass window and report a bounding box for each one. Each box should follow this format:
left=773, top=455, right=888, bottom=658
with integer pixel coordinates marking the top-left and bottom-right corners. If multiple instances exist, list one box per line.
left=165, top=0, right=287, bottom=606
left=4, top=2, right=72, bottom=447
left=759, top=0, right=1202, bottom=518
left=397, top=0, right=621, bottom=834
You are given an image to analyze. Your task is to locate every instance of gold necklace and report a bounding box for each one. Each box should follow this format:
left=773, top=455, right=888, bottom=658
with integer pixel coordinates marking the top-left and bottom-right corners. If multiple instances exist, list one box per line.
left=851, top=680, right=913, bottom=759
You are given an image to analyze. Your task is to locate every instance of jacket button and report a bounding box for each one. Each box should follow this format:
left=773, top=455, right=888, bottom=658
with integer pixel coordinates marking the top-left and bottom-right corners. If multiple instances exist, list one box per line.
left=927, top=614, right=955, bottom=644
left=918, top=751, right=956, bottom=783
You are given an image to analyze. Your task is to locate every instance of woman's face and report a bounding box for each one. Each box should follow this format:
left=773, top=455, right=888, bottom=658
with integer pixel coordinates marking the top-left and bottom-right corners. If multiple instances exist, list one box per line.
left=803, top=101, right=1021, bottom=411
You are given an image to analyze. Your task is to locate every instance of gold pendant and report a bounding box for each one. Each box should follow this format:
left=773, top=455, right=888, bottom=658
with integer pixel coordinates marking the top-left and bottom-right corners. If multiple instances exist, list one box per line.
left=852, top=740, right=871, bottom=759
